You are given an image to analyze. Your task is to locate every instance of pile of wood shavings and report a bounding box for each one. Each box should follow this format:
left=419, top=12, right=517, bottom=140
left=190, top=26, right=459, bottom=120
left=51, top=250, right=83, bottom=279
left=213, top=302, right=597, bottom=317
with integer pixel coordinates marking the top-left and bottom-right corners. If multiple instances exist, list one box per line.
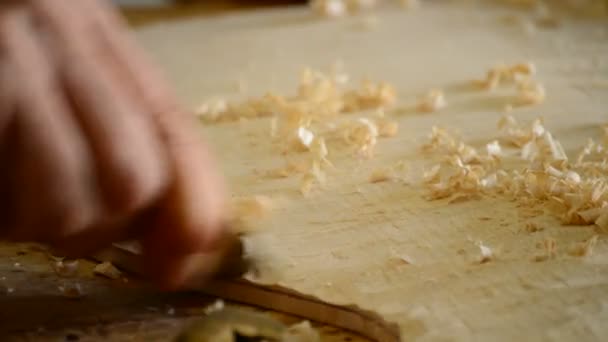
left=473, top=62, right=545, bottom=107
left=197, top=68, right=395, bottom=124
left=199, top=68, right=398, bottom=196
left=422, top=114, right=608, bottom=230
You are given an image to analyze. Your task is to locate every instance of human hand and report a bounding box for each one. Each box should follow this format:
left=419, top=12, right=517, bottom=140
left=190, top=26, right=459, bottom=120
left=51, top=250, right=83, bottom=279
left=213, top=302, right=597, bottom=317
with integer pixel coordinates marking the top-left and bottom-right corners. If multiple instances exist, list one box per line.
left=0, top=0, right=228, bottom=288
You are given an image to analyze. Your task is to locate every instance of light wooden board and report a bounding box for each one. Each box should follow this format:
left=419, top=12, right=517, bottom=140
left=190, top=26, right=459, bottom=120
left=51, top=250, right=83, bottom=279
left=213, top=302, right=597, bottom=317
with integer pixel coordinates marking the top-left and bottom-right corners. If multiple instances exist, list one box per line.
left=134, top=2, right=608, bottom=341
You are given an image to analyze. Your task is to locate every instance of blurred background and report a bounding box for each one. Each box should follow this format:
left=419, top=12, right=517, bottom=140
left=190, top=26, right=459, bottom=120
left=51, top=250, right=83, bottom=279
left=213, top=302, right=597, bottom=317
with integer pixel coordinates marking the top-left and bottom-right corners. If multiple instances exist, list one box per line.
left=116, top=0, right=306, bottom=26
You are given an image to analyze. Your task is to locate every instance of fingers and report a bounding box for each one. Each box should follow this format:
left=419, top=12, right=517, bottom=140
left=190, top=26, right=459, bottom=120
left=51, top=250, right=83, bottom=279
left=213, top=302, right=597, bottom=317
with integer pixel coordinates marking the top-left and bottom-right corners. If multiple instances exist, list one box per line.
left=0, top=56, right=15, bottom=138
left=31, top=0, right=170, bottom=215
left=143, top=113, right=228, bottom=255
left=0, top=9, right=97, bottom=240
left=0, top=0, right=229, bottom=287
left=142, top=231, right=240, bottom=290
left=79, top=0, right=178, bottom=114
left=75, top=0, right=230, bottom=254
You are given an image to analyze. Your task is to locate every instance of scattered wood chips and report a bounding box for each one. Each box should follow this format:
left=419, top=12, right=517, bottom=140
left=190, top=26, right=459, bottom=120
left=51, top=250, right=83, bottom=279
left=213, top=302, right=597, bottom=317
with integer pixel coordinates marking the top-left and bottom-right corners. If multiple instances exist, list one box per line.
left=473, top=62, right=544, bottom=107
left=93, top=261, right=122, bottom=280
left=569, top=235, right=599, bottom=257
left=478, top=243, right=494, bottom=263
left=197, top=68, right=398, bottom=196
left=533, top=237, right=557, bottom=262
left=369, top=167, right=395, bottom=183
left=423, top=114, right=608, bottom=231
left=417, top=89, right=446, bottom=113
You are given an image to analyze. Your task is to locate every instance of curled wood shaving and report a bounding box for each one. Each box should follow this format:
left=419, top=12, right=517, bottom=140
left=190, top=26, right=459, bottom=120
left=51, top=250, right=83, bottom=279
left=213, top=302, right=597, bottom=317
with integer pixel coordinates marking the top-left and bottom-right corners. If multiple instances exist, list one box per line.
left=478, top=243, right=494, bottom=264
left=342, top=118, right=379, bottom=158
left=343, top=80, right=397, bottom=112
left=422, top=115, right=608, bottom=230
left=569, top=235, right=599, bottom=257
left=516, top=79, right=546, bottom=106
left=421, top=127, right=498, bottom=200
left=486, top=140, right=503, bottom=157
left=533, top=237, right=557, bottom=262
left=297, top=126, right=315, bottom=149
left=417, top=89, right=446, bottom=113
left=300, top=174, right=316, bottom=196
left=93, top=261, right=122, bottom=280
left=525, top=222, right=544, bottom=232
left=473, top=62, right=536, bottom=90
left=377, top=120, right=399, bottom=138
left=266, top=160, right=309, bottom=179
left=369, top=168, right=395, bottom=183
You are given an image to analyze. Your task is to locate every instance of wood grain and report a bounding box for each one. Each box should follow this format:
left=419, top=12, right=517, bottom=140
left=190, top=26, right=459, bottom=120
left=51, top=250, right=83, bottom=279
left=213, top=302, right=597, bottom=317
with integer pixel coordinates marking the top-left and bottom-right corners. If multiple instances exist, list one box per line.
left=132, top=2, right=608, bottom=341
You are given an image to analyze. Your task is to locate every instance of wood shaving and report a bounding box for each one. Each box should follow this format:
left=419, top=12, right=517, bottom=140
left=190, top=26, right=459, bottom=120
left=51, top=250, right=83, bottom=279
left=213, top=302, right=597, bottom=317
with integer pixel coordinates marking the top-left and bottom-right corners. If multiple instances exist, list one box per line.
left=422, top=115, right=608, bottom=230
left=204, top=300, right=225, bottom=314
left=195, top=99, right=228, bottom=122
left=533, top=238, right=557, bottom=262
left=473, top=62, right=536, bottom=91
left=369, top=168, right=395, bottom=183
left=300, top=173, right=316, bottom=196
left=310, top=0, right=347, bottom=17
left=569, top=235, right=599, bottom=257
left=233, top=195, right=274, bottom=218
left=421, top=127, right=498, bottom=200
left=478, top=243, right=494, bottom=263
left=297, top=126, right=315, bottom=149
left=377, top=120, right=399, bottom=138
left=93, top=261, right=122, bottom=280
left=517, top=79, right=546, bottom=106
left=196, top=68, right=396, bottom=198
left=343, top=80, right=397, bottom=112
left=342, top=118, right=379, bottom=158
left=266, top=160, right=309, bottom=179
left=59, top=283, right=83, bottom=299
left=486, top=140, right=503, bottom=157
left=417, top=89, right=446, bottom=113
left=52, top=260, right=79, bottom=277
left=283, top=321, right=321, bottom=342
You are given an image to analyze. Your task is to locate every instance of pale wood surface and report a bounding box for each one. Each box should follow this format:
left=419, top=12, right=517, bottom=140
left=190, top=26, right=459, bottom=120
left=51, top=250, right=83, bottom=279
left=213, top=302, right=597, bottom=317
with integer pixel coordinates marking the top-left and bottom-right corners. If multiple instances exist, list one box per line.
left=132, top=1, right=608, bottom=341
